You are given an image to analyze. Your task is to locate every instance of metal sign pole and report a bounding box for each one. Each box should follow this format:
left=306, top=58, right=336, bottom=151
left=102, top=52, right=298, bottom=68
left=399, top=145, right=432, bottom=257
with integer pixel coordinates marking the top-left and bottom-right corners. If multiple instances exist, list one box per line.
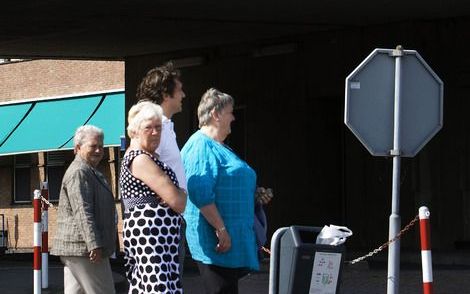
left=346, top=46, right=443, bottom=293
left=387, top=46, right=403, bottom=294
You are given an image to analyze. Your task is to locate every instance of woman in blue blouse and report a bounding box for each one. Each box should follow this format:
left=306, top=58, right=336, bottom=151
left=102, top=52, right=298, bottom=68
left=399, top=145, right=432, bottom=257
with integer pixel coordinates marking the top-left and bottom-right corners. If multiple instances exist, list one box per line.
left=181, top=88, right=259, bottom=294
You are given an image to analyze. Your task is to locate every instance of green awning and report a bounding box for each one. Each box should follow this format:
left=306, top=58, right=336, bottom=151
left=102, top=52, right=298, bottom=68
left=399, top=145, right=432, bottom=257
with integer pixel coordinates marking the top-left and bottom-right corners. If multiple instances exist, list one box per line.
left=0, top=90, right=125, bottom=156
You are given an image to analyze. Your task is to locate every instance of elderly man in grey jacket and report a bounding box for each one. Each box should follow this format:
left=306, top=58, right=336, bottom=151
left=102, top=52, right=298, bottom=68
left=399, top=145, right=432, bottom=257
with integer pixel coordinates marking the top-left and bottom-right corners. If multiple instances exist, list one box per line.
left=51, top=125, right=116, bottom=294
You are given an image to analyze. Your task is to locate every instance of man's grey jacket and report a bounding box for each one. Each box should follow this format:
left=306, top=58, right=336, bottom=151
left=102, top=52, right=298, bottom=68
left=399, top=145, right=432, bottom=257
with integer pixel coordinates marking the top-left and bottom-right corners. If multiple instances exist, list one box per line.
left=51, top=155, right=116, bottom=258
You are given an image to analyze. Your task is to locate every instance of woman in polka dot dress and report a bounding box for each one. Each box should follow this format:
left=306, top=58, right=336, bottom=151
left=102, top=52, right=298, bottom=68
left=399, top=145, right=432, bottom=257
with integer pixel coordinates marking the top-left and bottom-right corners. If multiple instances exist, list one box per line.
left=120, top=101, right=187, bottom=294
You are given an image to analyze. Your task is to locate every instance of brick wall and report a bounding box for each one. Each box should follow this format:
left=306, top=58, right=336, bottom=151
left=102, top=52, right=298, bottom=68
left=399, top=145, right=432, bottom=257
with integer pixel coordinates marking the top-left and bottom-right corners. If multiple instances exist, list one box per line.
left=0, top=159, right=124, bottom=252
left=0, top=201, right=123, bottom=252
left=0, top=59, right=124, bottom=103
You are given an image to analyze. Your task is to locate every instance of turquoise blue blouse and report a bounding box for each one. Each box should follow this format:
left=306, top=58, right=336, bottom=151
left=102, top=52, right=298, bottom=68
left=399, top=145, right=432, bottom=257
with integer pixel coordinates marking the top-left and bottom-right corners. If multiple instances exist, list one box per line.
left=181, top=130, right=259, bottom=270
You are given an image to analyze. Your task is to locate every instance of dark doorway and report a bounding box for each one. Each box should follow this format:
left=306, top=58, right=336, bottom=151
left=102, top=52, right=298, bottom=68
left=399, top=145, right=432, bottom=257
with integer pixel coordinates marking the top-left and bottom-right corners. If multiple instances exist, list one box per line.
left=225, top=105, right=247, bottom=160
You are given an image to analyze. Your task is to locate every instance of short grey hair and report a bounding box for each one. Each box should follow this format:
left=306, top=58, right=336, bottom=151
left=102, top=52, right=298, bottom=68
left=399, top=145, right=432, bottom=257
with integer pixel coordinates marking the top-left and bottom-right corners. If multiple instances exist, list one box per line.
left=197, top=88, right=234, bottom=127
left=73, top=125, right=104, bottom=147
left=127, top=100, right=163, bottom=138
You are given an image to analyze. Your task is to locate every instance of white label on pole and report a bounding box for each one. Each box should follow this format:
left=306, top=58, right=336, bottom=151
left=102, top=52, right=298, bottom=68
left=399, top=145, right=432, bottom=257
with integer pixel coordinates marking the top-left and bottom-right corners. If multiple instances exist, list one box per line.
left=350, top=81, right=360, bottom=89
left=309, top=252, right=342, bottom=294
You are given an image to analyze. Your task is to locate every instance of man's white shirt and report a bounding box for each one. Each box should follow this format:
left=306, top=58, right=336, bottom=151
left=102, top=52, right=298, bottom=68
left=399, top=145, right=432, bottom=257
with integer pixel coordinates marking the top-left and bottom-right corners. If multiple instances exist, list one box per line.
left=156, top=115, right=187, bottom=190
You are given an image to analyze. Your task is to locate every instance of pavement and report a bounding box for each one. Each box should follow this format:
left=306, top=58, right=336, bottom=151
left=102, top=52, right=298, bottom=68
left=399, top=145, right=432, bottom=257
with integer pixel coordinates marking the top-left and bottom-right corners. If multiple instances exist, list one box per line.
left=1, top=252, right=470, bottom=293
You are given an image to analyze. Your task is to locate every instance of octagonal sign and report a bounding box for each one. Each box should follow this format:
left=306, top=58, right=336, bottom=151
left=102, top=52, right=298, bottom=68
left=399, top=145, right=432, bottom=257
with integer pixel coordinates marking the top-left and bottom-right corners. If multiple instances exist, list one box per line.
left=345, top=48, right=443, bottom=157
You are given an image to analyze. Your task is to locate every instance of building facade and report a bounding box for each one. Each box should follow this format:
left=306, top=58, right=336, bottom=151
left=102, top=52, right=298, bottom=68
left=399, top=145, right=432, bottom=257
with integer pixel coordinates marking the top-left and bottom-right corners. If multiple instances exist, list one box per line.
left=0, top=59, right=124, bottom=252
left=122, top=17, right=470, bottom=260
left=3, top=16, right=470, bottom=261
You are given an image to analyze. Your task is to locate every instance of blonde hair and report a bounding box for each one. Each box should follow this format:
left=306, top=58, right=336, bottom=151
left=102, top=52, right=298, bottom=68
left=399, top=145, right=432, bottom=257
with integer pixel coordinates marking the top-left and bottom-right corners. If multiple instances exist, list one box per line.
left=127, top=100, right=163, bottom=138
left=197, top=88, right=234, bottom=127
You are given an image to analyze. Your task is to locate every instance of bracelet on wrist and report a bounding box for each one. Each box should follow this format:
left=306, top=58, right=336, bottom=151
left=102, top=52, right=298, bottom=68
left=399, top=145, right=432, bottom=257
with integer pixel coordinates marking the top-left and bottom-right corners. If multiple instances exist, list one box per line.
left=216, top=226, right=226, bottom=233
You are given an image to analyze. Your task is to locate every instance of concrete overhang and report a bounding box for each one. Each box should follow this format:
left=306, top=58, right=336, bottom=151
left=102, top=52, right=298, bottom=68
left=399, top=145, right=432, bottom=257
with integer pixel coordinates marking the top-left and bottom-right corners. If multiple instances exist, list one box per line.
left=0, top=0, right=469, bottom=59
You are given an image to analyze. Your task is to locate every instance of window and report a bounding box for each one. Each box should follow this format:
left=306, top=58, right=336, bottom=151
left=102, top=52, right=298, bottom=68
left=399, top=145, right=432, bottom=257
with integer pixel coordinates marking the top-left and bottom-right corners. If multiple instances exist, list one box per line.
left=47, top=165, right=64, bottom=201
left=46, top=151, right=69, bottom=202
left=14, top=154, right=32, bottom=203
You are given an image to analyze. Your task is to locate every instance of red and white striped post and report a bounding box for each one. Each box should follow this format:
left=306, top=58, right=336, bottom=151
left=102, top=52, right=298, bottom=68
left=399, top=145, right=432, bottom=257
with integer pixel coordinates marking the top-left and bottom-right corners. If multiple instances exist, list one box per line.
left=41, top=182, right=49, bottom=289
left=419, top=206, right=433, bottom=294
left=33, top=189, right=42, bottom=294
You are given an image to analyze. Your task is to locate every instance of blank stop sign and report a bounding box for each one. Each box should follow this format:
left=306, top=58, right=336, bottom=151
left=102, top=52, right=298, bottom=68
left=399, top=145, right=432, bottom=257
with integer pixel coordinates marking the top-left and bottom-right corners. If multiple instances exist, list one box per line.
left=345, top=48, right=443, bottom=157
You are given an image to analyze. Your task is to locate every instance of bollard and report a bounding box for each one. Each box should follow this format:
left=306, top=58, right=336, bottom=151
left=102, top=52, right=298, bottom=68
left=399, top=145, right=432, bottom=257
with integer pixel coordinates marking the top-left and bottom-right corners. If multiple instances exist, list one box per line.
left=419, top=206, right=433, bottom=294
left=41, top=182, right=49, bottom=289
left=33, top=189, right=42, bottom=294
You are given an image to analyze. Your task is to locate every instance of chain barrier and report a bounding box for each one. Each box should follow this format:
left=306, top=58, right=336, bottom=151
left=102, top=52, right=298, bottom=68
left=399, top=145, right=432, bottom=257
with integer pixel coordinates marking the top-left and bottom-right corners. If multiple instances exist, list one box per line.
left=346, top=214, right=419, bottom=264
left=261, top=246, right=271, bottom=255
left=40, top=195, right=57, bottom=210
left=259, top=214, right=419, bottom=265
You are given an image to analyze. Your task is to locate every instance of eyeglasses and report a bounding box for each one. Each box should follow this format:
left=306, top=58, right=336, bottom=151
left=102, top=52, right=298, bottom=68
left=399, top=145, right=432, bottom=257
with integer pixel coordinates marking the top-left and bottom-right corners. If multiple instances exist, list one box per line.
left=142, top=125, right=162, bottom=133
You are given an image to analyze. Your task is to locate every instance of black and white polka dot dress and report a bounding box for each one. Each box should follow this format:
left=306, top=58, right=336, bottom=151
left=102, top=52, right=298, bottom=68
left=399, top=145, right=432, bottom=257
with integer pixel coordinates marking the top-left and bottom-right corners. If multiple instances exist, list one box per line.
left=120, top=149, right=183, bottom=294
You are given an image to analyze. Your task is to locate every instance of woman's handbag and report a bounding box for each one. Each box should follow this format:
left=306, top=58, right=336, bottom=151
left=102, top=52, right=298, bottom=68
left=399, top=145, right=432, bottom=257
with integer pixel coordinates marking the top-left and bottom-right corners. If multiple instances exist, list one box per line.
left=254, top=202, right=268, bottom=247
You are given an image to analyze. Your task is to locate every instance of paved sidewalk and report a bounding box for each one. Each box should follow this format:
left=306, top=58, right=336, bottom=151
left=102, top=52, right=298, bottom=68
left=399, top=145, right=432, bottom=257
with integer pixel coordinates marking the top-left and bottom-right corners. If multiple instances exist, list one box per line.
left=1, top=253, right=470, bottom=293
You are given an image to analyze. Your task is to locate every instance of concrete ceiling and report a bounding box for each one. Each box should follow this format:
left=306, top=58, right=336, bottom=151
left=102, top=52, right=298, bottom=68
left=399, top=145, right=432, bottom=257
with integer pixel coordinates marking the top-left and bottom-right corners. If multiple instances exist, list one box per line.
left=1, top=0, right=469, bottom=59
